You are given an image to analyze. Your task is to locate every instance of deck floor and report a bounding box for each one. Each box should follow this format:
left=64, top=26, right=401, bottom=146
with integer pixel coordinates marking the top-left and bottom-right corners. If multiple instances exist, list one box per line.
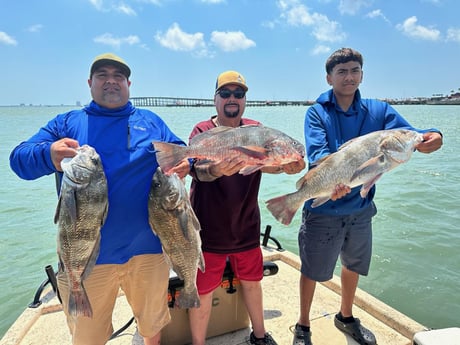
left=1, top=247, right=427, bottom=345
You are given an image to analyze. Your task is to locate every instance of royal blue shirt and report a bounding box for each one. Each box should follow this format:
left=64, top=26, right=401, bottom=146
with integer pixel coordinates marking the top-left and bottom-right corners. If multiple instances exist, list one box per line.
left=304, top=89, right=441, bottom=216
left=10, top=101, right=185, bottom=264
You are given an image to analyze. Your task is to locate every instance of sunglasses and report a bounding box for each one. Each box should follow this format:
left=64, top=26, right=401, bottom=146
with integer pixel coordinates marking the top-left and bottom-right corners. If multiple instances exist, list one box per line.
left=217, top=88, right=246, bottom=99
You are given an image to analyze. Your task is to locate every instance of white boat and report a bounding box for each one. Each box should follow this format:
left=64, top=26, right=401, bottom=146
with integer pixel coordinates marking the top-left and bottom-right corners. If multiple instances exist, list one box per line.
left=1, top=228, right=458, bottom=345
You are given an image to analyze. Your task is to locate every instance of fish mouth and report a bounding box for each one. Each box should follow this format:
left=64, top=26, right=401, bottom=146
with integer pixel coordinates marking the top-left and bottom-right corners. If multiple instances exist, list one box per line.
left=65, top=164, right=94, bottom=184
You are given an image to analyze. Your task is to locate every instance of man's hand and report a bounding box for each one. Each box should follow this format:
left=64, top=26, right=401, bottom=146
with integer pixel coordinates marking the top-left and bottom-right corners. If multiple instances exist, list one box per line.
left=262, top=158, right=306, bottom=174
left=416, top=132, right=443, bottom=153
left=209, top=157, right=246, bottom=177
left=330, top=183, right=351, bottom=201
left=169, top=159, right=191, bottom=179
left=281, top=159, right=306, bottom=174
left=50, top=138, right=79, bottom=171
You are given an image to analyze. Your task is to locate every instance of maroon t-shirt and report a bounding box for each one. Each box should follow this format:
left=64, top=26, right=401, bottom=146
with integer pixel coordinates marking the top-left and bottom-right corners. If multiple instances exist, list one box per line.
left=189, top=117, right=262, bottom=254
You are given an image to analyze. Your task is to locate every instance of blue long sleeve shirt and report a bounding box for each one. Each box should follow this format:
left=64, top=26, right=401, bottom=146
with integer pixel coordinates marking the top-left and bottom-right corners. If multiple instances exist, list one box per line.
left=304, top=89, right=441, bottom=216
left=10, top=101, right=186, bottom=264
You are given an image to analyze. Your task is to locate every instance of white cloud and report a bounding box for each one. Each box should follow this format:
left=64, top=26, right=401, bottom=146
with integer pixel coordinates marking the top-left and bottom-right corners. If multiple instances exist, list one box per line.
left=200, top=0, right=225, bottom=3
left=277, top=0, right=346, bottom=43
left=311, top=44, right=331, bottom=55
left=93, top=33, right=140, bottom=49
left=116, top=4, right=137, bottom=15
left=0, top=31, right=17, bottom=46
left=262, top=20, right=277, bottom=29
left=27, top=24, right=44, bottom=33
left=279, top=1, right=315, bottom=26
left=446, top=28, right=460, bottom=43
left=365, top=9, right=390, bottom=24
left=210, top=31, right=256, bottom=52
left=310, top=13, right=346, bottom=42
left=338, top=0, right=370, bottom=15
left=89, top=0, right=137, bottom=14
left=141, top=0, right=162, bottom=4
left=89, top=0, right=104, bottom=11
left=396, top=16, right=440, bottom=41
left=155, top=23, right=206, bottom=52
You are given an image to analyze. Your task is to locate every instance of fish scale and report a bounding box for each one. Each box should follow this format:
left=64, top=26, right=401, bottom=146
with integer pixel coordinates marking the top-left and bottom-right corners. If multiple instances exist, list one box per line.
left=266, top=129, right=423, bottom=225
left=153, top=124, right=305, bottom=176
left=54, top=145, right=108, bottom=318
left=148, top=167, right=205, bottom=309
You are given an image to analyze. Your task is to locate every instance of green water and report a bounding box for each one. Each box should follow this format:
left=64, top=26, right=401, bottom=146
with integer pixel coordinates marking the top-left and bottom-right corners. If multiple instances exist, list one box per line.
left=1, top=105, right=458, bottom=337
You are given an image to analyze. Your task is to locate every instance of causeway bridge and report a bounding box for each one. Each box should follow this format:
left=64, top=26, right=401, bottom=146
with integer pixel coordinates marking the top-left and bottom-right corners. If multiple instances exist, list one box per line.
left=130, top=96, right=313, bottom=107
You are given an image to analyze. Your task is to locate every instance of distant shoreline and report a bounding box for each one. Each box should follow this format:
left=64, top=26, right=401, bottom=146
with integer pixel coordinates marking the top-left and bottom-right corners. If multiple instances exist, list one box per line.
left=2, top=96, right=460, bottom=108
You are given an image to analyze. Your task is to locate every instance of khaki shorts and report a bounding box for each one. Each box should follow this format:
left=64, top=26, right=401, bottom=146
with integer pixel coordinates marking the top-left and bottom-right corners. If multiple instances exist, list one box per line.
left=57, top=254, right=170, bottom=345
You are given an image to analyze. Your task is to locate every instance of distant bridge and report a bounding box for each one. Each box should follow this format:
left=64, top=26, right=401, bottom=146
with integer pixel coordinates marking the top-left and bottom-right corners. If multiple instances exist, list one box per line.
left=130, top=96, right=314, bottom=107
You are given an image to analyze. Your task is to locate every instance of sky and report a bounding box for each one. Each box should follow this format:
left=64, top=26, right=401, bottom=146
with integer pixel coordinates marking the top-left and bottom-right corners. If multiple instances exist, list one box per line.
left=1, top=0, right=460, bottom=106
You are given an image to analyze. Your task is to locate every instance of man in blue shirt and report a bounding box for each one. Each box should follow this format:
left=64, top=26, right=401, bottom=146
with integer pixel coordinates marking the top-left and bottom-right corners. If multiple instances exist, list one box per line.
left=10, top=53, right=189, bottom=345
left=292, top=48, right=443, bottom=345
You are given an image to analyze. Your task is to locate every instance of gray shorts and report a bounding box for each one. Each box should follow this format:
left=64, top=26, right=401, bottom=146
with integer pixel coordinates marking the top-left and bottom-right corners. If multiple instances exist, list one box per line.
left=298, top=202, right=377, bottom=282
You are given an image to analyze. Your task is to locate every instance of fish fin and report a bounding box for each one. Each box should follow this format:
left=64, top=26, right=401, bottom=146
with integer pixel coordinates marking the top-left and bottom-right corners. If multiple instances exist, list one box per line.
left=310, top=196, right=331, bottom=208
left=194, top=158, right=215, bottom=166
left=54, top=189, right=78, bottom=224
left=68, top=284, right=93, bottom=318
left=359, top=174, right=382, bottom=198
left=176, top=208, right=192, bottom=241
left=65, top=190, right=78, bottom=224
left=350, top=154, right=385, bottom=182
left=153, top=141, right=188, bottom=174
left=232, top=146, right=269, bottom=159
left=162, top=251, right=174, bottom=270
left=176, top=287, right=201, bottom=309
left=57, top=255, right=65, bottom=273
left=265, top=193, right=302, bottom=225
left=337, top=137, right=360, bottom=151
left=188, top=208, right=202, bottom=233
left=54, top=195, right=63, bottom=224
left=295, top=168, right=315, bottom=190
left=101, top=201, right=109, bottom=226
left=310, top=154, right=331, bottom=167
left=189, top=126, right=233, bottom=145
left=198, top=252, right=205, bottom=273
left=239, top=165, right=263, bottom=175
left=240, top=124, right=261, bottom=129
left=81, top=234, right=100, bottom=282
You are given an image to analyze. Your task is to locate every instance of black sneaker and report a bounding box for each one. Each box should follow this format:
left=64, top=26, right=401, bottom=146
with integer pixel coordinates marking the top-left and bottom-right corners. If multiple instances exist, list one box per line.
left=334, top=313, right=377, bottom=345
left=249, top=331, right=278, bottom=345
left=292, top=324, right=312, bottom=345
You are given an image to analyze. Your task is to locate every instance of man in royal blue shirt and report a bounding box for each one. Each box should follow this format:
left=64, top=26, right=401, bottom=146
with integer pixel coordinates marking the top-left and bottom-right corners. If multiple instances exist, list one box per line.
left=10, top=53, right=189, bottom=345
left=292, top=48, right=443, bottom=345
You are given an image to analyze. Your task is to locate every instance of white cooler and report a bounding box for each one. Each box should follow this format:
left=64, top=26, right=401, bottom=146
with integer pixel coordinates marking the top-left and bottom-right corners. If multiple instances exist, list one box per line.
left=413, top=327, right=460, bottom=345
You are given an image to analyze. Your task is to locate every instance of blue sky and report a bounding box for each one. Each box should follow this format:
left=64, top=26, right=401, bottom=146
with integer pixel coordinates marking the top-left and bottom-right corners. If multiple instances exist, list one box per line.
left=1, top=0, right=460, bottom=106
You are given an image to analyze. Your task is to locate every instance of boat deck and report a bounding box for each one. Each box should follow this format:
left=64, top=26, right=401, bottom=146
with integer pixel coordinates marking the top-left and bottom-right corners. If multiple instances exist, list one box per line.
left=0, top=246, right=427, bottom=345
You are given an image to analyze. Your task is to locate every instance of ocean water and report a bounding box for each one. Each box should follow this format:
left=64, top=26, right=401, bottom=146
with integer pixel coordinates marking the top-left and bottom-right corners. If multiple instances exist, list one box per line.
left=0, top=104, right=459, bottom=338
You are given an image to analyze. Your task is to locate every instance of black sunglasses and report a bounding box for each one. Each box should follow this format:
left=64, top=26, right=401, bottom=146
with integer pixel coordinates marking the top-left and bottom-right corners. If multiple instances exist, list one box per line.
left=217, top=88, right=246, bottom=99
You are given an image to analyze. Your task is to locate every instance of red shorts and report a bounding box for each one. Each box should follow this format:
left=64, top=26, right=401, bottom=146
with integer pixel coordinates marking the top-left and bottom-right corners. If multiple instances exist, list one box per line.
left=197, top=247, right=263, bottom=295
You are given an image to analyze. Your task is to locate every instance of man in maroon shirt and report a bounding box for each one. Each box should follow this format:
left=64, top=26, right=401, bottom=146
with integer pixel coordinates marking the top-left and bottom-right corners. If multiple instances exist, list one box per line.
left=187, top=71, right=305, bottom=345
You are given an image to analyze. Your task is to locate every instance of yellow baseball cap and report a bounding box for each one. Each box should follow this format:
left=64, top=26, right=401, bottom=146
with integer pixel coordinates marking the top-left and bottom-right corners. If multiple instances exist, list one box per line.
left=215, top=71, right=248, bottom=92
left=90, top=53, right=131, bottom=78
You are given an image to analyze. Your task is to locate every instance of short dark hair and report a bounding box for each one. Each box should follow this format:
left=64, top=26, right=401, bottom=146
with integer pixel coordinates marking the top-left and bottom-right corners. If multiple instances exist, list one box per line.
left=325, top=48, right=363, bottom=74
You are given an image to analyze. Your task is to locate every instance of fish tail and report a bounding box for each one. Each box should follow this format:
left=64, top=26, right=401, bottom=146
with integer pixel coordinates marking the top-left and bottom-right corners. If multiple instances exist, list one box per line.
left=198, top=252, right=205, bottom=273
left=177, top=287, right=201, bottom=309
left=153, top=141, right=187, bottom=173
left=68, top=285, right=93, bottom=318
left=265, top=193, right=301, bottom=226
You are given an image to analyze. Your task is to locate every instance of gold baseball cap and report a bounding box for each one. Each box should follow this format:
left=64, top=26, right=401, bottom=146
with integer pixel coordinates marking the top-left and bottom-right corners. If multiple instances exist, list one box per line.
left=90, top=53, right=131, bottom=78
left=215, top=71, right=248, bottom=92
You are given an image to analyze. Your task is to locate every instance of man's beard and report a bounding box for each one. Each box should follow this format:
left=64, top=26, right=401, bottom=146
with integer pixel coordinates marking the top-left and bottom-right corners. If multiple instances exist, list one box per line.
left=223, top=104, right=240, bottom=118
